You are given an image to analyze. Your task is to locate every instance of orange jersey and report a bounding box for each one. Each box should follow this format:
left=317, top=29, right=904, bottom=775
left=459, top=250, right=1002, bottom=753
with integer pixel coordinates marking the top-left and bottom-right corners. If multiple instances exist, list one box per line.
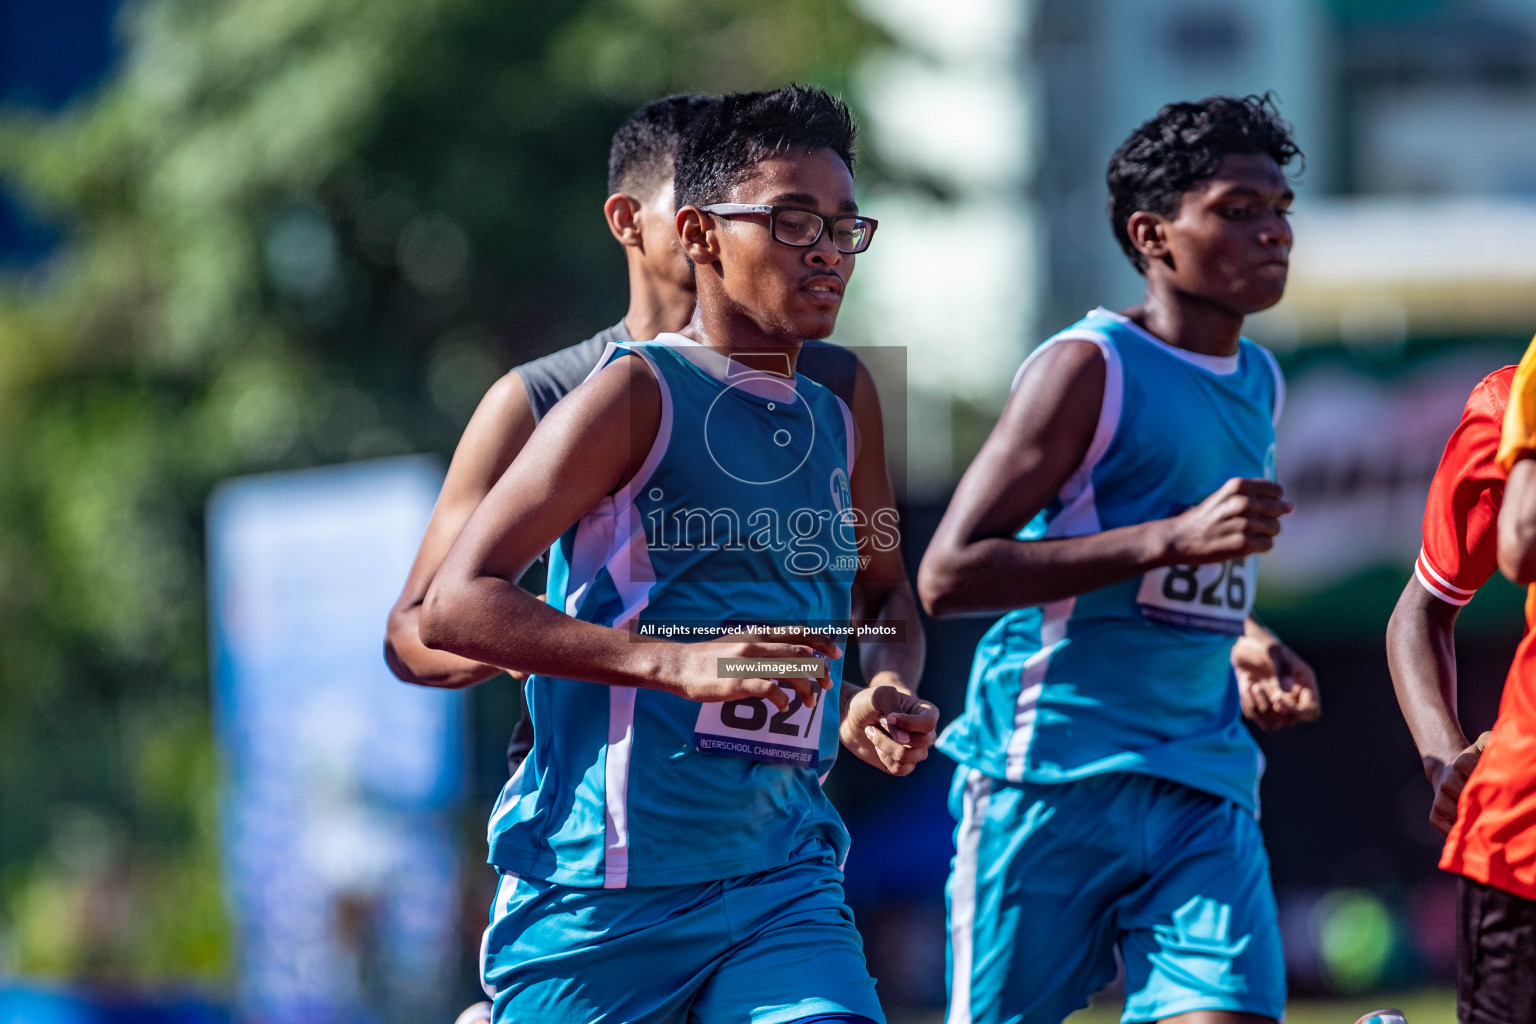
left=1442, top=335, right=1536, bottom=900
left=1415, top=365, right=1516, bottom=605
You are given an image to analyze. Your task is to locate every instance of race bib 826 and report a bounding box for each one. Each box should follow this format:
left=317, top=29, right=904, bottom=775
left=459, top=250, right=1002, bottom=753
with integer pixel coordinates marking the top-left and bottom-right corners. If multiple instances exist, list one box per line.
left=1135, top=556, right=1254, bottom=636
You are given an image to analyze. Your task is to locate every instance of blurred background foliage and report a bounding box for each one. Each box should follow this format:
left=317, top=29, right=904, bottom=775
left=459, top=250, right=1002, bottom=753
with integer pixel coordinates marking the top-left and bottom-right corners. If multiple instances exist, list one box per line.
left=0, top=0, right=885, bottom=983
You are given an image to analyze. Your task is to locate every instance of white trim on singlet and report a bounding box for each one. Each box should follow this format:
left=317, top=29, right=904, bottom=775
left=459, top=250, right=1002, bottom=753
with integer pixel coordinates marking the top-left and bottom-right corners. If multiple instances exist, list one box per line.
left=1029, top=331, right=1124, bottom=534
left=597, top=348, right=676, bottom=889
left=1090, top=307, right=1241, bottom=376
left=1004, top=598, right=1073, bottom=783
left=649, top=332, right=806, bottom=404
left=559, top=343, right=674, bottom=621
left=946, top=769, right=991, bottom=1024
left=611, top=347, right=675, bottom=506
left=1256, top=344, right=1286, bottom=427
left=479, top=921, right=494, bottom=997
left=548, top=346, right=676, bottom=890
left=560, top=513, right=615, bottom=618
left=480, top=871, right=521, bottom=997
left=584, top=339, right=626, bottom=385
left=1001, top=331, right=1123, bottom=779
left=601, top=686, right=639, bottom=890
left=486, top=759, right=528, bottom=839
left=598, top=500, right=661, bottom=891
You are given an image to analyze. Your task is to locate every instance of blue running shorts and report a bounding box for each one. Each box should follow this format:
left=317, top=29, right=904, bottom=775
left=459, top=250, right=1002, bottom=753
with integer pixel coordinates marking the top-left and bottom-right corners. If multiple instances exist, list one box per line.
left=945, top=768, right=1285, bottom=1024
left=482, top=841, right=884, bottom=1024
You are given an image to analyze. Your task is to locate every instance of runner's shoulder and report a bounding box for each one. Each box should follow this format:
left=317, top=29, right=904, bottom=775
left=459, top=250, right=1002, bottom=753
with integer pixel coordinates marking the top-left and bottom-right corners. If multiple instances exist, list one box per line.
left=518, top=323, right=631, bottom=420
left=579, top=346, right=662, bottom=410
left=1018, top=336, right=1107, bottom=393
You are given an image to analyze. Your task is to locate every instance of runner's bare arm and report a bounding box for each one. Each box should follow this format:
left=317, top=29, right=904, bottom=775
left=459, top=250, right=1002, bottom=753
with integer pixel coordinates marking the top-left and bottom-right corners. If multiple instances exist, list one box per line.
left=420, top=355, right=838, bottom=710
left=1386, top=580, right=1490, bottom=834
left=385, top=371, right=537, bottom=687
left=840, top=360, right=936, bottom=775
left=918, top=340, right=1290, bottom=618
left=1386, top=580, right=1470, bottom=777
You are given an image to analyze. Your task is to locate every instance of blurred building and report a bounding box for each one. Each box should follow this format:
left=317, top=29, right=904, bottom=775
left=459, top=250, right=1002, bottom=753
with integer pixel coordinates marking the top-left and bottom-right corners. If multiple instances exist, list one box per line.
left=844, top=0, right=1034, bottom=496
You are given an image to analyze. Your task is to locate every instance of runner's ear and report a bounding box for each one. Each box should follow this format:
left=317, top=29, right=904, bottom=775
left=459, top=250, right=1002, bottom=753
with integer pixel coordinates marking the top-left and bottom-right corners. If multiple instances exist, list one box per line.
left=676, top=206, right=720, bottom=267
left=604, top=193, right=643, bottom=247
left=1126, top=210, right=1170, bottom=266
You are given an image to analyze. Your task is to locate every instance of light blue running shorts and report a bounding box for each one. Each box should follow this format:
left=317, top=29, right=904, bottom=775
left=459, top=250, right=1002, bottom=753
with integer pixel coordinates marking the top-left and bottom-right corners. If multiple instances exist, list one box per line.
left=482, top=840, right=884, bottom=1024
left=945, top=767, right=1285, bottom=1024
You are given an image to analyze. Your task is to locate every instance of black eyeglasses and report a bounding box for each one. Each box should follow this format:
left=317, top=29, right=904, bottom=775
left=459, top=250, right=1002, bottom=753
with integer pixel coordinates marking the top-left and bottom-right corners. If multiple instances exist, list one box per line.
left=699, top=204, right=878, bottom=254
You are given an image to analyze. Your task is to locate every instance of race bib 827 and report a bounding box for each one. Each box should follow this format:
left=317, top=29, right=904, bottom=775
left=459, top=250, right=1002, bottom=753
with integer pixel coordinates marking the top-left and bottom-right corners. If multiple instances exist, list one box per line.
left=693, top=685, right=824, bottom=767
left=1135, top=556, right=1254, bottom=636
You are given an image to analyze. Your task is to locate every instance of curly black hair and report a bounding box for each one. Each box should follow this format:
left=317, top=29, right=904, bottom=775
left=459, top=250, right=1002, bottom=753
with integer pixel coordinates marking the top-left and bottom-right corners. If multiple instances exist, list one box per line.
left=1107, top=93, right=1301, bottom=273
left=607, top=94, right=718, bottom=197
left=673, top=84, right=857, bottom=210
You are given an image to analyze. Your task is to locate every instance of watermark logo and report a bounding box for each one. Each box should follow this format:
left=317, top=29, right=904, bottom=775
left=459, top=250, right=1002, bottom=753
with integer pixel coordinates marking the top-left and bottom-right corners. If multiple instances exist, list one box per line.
left=633, top=345, right=910, bottom=583
left=641, top=487, right=895, bottom=576
left=703, top=359, right=815, bottom=485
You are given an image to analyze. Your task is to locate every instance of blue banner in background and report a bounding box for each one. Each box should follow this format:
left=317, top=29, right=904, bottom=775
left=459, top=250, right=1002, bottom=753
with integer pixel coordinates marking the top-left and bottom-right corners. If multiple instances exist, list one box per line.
left=207, top=457, right=461, bottom=1024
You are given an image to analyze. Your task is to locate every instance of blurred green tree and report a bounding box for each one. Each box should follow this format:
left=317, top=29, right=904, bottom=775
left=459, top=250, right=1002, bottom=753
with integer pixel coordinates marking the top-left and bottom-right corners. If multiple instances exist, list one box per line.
left=0, top=0, right=885, bottom=984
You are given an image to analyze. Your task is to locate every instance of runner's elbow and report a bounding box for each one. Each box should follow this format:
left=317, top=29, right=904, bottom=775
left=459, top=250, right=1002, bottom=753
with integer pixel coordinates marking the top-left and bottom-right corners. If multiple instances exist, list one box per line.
left=383, top=638, right=437, bottom=687
left=382, top=604, right=422, bottom=674
left=383, top=629, right=426, bottom=686
left=917, top=549, right=966, bottom=618
left=418, top=578, right=465, bottom=654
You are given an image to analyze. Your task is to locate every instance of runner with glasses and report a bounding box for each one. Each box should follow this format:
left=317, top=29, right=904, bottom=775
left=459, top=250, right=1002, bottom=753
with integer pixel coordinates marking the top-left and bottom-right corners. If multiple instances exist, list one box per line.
left=420, top=84, right=933, bottom=1024
left=386, top=95, right=921, bottom=788
left=387, top=93, right=929, bottom=1024
left=699, top=203, right=877, bottom=254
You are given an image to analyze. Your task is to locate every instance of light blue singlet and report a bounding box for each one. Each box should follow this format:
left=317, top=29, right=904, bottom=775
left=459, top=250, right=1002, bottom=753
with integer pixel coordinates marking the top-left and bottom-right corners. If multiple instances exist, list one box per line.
left=486, top=336, right=861, bottom=889
left=936, top=308, right=1284, bottom=812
